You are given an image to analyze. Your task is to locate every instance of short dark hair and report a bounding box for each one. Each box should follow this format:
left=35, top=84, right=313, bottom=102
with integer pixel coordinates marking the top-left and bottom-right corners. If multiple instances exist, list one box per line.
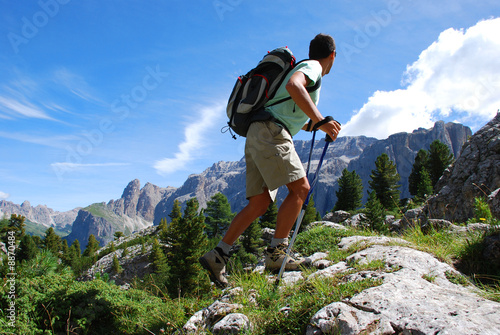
left=309, top=34, right=336, bottom=60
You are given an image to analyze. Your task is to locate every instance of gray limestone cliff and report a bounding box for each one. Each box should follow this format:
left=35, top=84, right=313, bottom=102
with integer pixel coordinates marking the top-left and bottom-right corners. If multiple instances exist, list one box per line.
left=427, top=112, right=500, bottom=222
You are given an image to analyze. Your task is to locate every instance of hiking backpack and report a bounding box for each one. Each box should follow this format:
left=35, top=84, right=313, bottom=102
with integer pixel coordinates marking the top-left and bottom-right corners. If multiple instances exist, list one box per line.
left=225, top=47, right=322, bottom=138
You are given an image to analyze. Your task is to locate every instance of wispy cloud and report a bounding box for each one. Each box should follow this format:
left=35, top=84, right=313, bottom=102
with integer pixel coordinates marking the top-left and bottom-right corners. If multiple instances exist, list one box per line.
left=0, top=131, right=75, bottom=149
left=0, top=95, right=55, bottom=120
left=342, top=18, right=500, bottom=138
left=53, top=68, right=105, bottom=105
left=50, top=162, right=131, bottom=170
left=0, top=191, right=10, bottom=200
left=154, top=103, right=224, bottom=175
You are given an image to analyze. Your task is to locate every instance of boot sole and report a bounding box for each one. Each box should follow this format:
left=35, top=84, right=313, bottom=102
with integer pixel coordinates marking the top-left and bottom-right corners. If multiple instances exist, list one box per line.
left=199, top=256, right=227, bottom=288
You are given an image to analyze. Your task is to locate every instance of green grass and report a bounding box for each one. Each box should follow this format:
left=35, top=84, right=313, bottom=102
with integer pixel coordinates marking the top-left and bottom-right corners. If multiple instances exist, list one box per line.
left=2, top=218, right=499, bottom=334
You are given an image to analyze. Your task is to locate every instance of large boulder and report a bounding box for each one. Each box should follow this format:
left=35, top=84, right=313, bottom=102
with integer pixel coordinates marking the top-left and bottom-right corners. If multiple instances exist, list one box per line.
left=306, top=236, right=500, bottom=335
left=427, top=112, right=500, bottom=222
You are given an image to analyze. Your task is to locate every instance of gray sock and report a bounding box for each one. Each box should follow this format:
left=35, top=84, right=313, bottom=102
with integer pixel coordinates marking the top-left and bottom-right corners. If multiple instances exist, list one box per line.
left=216, top=241, right=232, bottom=255
left=271, top=238, right=288, bottom=248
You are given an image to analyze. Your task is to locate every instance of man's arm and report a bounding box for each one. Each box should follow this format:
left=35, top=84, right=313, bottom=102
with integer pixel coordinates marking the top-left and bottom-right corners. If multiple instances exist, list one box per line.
left=285, top=71, right=341, bottom=140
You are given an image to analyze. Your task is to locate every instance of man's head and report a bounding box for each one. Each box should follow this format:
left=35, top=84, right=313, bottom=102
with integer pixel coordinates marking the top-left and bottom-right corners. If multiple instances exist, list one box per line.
left=309, top=33, right=336, bottom=60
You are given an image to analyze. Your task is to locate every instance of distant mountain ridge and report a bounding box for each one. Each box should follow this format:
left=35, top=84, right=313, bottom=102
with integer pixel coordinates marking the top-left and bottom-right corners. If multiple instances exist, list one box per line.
left=3, top=121, right=472, bottom=248
left=65, top=181, right=176, bottom=247
left=0, top=200, right=79, bottom=230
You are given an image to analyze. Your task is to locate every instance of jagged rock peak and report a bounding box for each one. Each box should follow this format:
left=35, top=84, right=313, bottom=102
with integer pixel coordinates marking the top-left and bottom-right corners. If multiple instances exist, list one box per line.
left=121, top=179, right=141, bottom=199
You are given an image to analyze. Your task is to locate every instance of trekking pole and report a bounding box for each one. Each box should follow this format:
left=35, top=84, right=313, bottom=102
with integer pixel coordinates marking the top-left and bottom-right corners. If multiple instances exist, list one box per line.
left=274, top=117, right=335, bottom=287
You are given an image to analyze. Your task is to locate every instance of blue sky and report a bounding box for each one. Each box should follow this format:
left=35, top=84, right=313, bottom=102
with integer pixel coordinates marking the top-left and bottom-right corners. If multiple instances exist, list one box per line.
left=1, top=0, right=499, bottom=212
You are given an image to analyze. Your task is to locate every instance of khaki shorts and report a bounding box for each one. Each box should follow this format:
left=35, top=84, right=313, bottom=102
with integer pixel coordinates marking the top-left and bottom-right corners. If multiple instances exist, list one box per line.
left=245, top=121, right=306, bottom=200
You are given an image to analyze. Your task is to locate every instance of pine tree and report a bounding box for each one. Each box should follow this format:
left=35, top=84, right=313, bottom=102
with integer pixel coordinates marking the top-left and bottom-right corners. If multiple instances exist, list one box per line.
left=334, top=168, right=363, bottom=211
left=114, top=231, right=124, bottom=240
left=416, top=168, right=433, bottom=199
left=259, top=201, right=278, bottom=229
left=60, top=239, right=71, bottom=265
left=112, top=254, right=123, bottom=274
left=150, top=238, right=169, bottom=275
left=82, top=234, right=100, bottom=258
left=2, top=214, right=26, bottom=244
left=368, top=153, right=401, bottom=210
left=69, top=239, right=82, bottom=274
left=240, top=219, right=262, bottom=256
left=43, top=227, right=62, bottom=255
left=169, top=199, right=182, bottom=221
left=409, top=149, right=430, bottom=197
left=364, top=191, right=387, bottom=232
left=163, top=198, right=207, bottom=296
left=428, top=140, right=454, bottom=188
left=302, top=195, right=319, bottom=232
left=204, top=193, right=234, bottom=238
left=17, top=234, right=38, bottom=263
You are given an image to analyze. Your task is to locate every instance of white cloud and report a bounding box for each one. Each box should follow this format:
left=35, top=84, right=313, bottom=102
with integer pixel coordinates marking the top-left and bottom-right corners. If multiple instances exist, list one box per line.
left=0, top=191, right=9, bottom=200
left=342, top=18, right=500, bottom=139
left=0, top=95, right=55, bottom=120
left=154, top=103, right=224, bottom=175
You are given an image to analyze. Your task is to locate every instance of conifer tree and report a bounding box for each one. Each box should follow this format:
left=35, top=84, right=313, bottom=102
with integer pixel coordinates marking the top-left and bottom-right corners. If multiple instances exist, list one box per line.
left=428, top=140, right=454, bottom=188
left=409, top=149, right=430, bottom=197
left=240, top=219, right=262, bottom=255
left=368, top=153, right=401, bottom=210
left=122, top=245, right=128, bottom=257
left=302, top=195, right=320, bottom=232
left=83, top=234, right=100, bottom=258
left=43, top=227, right=62, bottom=255
left=364, top=191, right=387, bottom=232
left=204, top=193, right=234, bottom=238
left=334, top=168, right=363, bottom=211
left=112, top=254, right=123, bottom=274
left=169, top=199, right=182, bottom=221
left=416, top=168, right=433, bottom=199
left=17, top=234, right=38, bottom=263
left=60, top=239, right=71, bottom=265
left=114, top=231, right=124, bottom=240
left=259, top=201, right=278, bottom=229
left=150, top=238, right=169, bottom=275
left=2, top=214, right=26, bottom=244
left=163, top=198, right=207, bottom=296
left=70, top=239, right=82, bottom=258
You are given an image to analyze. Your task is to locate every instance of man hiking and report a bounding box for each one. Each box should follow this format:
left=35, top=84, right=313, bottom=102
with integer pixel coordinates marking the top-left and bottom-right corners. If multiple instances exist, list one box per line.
left=200, top=33, right=341, bottom=287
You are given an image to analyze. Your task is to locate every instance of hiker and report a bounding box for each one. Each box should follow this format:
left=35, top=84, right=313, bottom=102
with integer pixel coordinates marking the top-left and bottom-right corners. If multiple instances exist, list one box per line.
left=200, top=33, right=341, bottom=287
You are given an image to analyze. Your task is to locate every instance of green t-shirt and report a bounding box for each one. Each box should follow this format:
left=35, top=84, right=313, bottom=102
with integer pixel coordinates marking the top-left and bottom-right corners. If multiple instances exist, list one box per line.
left=265, top=60, right=322, bottom=136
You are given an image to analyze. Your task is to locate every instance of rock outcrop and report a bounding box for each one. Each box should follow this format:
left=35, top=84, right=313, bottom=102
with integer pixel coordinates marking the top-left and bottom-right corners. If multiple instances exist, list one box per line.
left=180, top=234, right=500, bottom=335
left=427, top=112, right=500, bottom=222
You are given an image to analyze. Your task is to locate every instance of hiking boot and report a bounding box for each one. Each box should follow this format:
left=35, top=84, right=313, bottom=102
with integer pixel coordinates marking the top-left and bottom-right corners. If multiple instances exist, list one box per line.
left=265, top=243, right=307, bottom=271
left=199, top=247, right=229, bottom=288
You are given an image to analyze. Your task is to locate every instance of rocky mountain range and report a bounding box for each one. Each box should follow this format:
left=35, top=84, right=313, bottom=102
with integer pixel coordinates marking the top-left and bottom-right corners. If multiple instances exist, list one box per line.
left=0, top=200, right=79, bottom=230
left=5, top=120, right=473, bottom=248
left=65, top=181, right=176, bottom=247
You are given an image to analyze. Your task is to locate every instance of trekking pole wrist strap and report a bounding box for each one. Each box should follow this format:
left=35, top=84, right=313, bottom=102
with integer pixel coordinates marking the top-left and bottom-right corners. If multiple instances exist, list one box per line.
left=312, top=116, right=334, bottom=131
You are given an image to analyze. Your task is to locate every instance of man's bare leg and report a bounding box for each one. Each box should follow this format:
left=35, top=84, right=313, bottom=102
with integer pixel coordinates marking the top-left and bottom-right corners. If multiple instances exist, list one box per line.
left=222, top=190, right=272, bottom=246
left=274, top=177, right=310, bottom=239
